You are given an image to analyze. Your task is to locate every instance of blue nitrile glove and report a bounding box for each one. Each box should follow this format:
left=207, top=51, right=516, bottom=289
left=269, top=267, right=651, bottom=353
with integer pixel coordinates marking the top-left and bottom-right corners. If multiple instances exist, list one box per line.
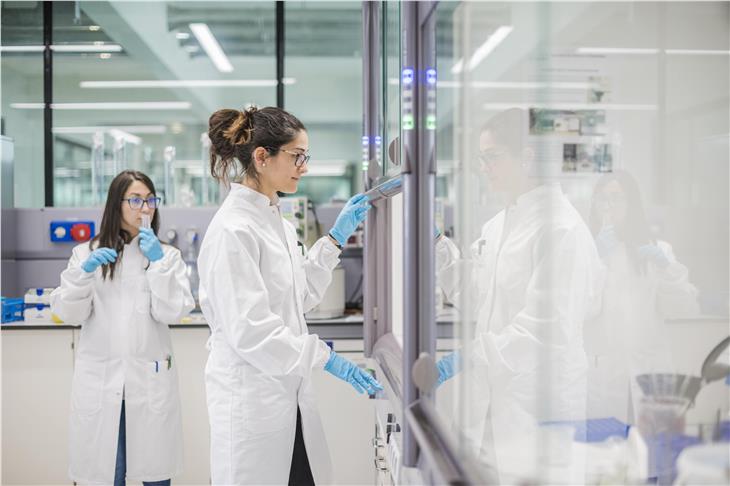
left=329, top=194, right=372, bottom=246
left=324, top=351, right=383, bottom=395
left=436, top=351, right=463, bottom=386
left=139, top=227, right=164, bottom=262
left=595, top=225, right=619, bottom=260
left=638, top=243, right=670, bottom=269
left=81, top=247, right=118, bottom=273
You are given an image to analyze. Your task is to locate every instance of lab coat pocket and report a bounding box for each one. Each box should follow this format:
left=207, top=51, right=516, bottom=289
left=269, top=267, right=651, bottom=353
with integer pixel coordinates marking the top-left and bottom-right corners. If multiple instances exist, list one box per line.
left=71, top=359, right=105, bottom=416
left=147, top=359, right=176, bottom=414
left=235, top=368, right=294, bottom=437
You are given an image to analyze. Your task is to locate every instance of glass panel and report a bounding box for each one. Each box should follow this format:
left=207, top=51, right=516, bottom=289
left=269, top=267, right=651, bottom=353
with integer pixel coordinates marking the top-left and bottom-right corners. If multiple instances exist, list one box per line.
left=52, top=0, right=276, bottom=207
left=284, top=1, right=362, bottom=206
left=435, top=2, right=729, bottom=483
left=1, top=2, right=44, bottom=208
left=382, top=1, right=400, bottom=178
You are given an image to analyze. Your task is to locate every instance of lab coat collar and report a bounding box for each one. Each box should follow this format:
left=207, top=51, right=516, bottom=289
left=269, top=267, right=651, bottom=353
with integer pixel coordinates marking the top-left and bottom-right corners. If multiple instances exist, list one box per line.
left=513, top=182, right=562, bottom=211
left=230, top=182, right=280, bottom=208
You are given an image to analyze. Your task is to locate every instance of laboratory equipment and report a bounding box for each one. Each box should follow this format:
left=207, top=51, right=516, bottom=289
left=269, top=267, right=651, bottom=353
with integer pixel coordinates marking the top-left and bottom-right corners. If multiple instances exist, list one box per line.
left=91, top=131, right=105, bottom=205
left=1, top=297, right=24, bottom=323
left=163, top=146, right=176, bottom=206
left=141, top=214, right=151, bottom=229
left=50, top=220, right=95, bottom=243
left=279, top=196, right=309, bottom=243
left=675, top=443, right=730, bottom=485
left=184, top=227, right=200, bottom=307
left=23, top=287, right=58, bottom=323
left=636, top=336, right=730, bottom=410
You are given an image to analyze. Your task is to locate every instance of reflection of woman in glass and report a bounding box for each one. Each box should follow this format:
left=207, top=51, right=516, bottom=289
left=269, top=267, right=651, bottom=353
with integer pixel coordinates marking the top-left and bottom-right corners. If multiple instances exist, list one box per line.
left=585, top=170, right=699, bottom=423
left=435, top=109, right=605, bottom=481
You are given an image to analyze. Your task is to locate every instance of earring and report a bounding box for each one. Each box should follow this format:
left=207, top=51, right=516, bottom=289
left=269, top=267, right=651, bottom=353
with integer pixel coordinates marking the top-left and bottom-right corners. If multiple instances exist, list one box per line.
left=262, top=163, right=266, bottom=167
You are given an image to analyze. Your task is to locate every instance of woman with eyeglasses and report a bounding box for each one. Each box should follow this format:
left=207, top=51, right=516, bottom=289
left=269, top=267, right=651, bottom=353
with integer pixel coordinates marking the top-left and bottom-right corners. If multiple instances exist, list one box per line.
left=584, top=170, right=699, bottom=424
left=434, top=108, right=605, bottom=482
left=198, top=106, right=381, bottom=485
left=51, top=170, right=195, bottom=486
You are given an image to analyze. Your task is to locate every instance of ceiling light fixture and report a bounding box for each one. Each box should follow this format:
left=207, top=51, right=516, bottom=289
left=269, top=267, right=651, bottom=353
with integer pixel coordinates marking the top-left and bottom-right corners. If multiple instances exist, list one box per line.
left=12, top=102, right=191, bottom=110
left=452, top=26, right=513, bottom=74
left=189, top=23, right=233, bottom=72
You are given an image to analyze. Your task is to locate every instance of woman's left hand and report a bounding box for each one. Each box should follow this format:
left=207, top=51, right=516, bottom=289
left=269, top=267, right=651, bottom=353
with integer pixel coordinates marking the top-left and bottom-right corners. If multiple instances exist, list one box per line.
left=139, top=227, right=164, bottom=262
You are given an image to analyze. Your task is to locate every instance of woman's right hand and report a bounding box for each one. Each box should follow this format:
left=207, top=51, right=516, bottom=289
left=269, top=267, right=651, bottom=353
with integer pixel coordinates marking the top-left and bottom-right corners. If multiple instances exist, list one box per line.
left=81, top=247, right=118, bottom=273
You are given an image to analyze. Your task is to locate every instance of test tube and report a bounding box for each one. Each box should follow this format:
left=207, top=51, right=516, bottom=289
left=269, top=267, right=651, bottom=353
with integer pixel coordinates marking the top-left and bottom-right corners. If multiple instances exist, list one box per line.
left=141, top=214, right=151, bottom=229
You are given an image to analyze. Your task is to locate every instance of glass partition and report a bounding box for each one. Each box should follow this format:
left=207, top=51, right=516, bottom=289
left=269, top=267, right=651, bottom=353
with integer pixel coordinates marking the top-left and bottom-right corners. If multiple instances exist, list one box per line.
left=1, top=2, right=44, bottom=208
left=51, top=1, right=277, bottom=207
left=434, top=2, right=729, bottom=484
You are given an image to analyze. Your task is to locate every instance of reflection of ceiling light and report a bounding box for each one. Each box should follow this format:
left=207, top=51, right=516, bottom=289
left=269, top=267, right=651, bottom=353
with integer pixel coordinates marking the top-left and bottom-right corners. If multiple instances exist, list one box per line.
left=80, top=79, right=282, bottom=88
left=482, top=102, right=657, bottom=111
left=107, top=129, right=141, bottom=145
left=170, top=122, right=184, bottom=134
left=437, top=81, right=594, bottom=90
left=577, top=47, right=730, bottom=56
left=89, top=25, right=101, bottom=32
left=53, top=125, right=167, bottom=134
left=12, top=102, right=191, bottom=110
left=306, top=165, right=348, bottom=177
left=452, top=26, right=513, bottom=74
left=99, top=53, right=112, bottom=60
left=176, top=32, right=190, bottom=40
left=666, top=49, right=730, bottom=55
left=183, top=45, right=200, bottom=53
left=577, top=47, right=658, bottom=55
left=282, top=77, right=296, bottom=85
left=189, top=23, right=233, bottom=72
left=0, top=44, right=123, bottom=53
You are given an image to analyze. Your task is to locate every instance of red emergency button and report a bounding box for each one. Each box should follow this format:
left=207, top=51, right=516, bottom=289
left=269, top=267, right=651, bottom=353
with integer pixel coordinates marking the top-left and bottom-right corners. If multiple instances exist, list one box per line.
left=70, top=223, right=92, bottom=242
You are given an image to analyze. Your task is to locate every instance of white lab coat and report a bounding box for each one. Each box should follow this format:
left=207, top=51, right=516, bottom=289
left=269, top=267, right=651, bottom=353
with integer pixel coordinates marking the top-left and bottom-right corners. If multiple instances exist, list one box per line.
left=584, top=240, right=699, bottom=423
left=51, top=237, right=194, bottom=485
left=198, top=183, right=338, bottom=485
left=436, top=183, right=605, bottom=481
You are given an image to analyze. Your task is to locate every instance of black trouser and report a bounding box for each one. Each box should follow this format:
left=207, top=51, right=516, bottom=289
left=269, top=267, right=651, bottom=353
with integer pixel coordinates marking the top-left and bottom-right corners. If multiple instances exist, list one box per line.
left=288, top=407, right=315, bottom=486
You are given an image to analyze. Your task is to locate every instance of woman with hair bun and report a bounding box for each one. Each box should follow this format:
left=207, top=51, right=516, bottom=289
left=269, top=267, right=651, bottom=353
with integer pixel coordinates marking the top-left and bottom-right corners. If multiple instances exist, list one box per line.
left=198, top=106, right=381, bottom=485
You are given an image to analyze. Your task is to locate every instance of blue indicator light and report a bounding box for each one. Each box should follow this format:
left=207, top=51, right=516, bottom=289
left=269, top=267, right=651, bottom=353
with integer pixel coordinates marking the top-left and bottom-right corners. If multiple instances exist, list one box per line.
left=426, top=68, right=437, bottom=85
left=374, top=136, right=382, bottom=145
left=402, top=68, right=414, bottom=84
left=361, top=136, right=369, bottom=146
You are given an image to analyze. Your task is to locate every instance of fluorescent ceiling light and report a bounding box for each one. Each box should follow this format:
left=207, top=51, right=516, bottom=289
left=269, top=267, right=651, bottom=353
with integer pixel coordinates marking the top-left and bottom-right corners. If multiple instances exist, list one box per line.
left=80, top=79, right=280, bottom=88
left=12, top=102, right=191, bottom=110
left=52, top=44, right=123, bottom=53
left=577, top=47, right=730, bottom=56
left=189, top=23, right=233, bottom=73
left=176, top=32, right=190, bottom=40
left=0, top=45, right=44, bottom=52
left=107, top=129, right=142, bottom=145
left=482, top=102, right=657, bottom=111
left=53, top=125, right=167, bottom=134
left=1, top=44, right=123, bottom=53
left=452, top=26, right=513, bottom=74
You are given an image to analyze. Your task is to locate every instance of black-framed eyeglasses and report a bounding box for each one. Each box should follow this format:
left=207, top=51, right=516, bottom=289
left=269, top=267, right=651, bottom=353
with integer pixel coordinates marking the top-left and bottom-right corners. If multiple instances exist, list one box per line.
left=122, top=196, right=162, bottom=210
left=267, top=147, right=311, bottom=167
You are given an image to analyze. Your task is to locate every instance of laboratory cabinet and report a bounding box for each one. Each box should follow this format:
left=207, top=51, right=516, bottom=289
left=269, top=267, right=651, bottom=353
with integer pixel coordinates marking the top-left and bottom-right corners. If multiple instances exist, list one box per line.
left=2, top=327, right=376, bottom=485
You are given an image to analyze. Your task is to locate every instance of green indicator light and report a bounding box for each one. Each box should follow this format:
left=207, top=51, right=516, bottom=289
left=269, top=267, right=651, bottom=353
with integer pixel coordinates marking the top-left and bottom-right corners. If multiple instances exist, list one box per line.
left=403, top=114, right=415, bottom=130
left=426, top=115, right=436, bottom=130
